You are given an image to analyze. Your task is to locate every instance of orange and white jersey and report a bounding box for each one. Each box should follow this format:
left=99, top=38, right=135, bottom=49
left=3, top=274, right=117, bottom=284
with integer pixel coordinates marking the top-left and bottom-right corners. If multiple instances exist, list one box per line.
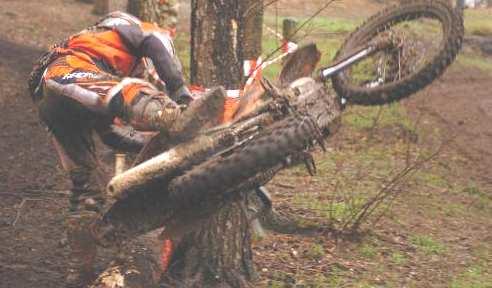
left=52, top=11, right=184, bottom=95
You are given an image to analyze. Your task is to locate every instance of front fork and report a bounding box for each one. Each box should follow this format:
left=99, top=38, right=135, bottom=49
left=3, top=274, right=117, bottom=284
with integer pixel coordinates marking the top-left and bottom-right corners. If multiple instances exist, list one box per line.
left=319, top=46, right=377, bottom=81
left=318, top=33, right=400, bottom=81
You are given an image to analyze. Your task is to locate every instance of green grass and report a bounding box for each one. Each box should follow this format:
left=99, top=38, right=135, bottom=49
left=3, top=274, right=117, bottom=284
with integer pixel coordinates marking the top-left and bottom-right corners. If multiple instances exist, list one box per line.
left=305, top=243, right=326, bottom=260
left=292, top=193, right=367, bottom=224
left=286, top=101, right=423, bottom=228
left=463, top=183, right=486, bottom=198
left=462, top=183, right=492, bottom=212
left=390, top=252, right=407, bottom=265
left=174, top=32, right=191, bottom=80
left=359, top=244, right=378, bottom=259
left=326, top=267, right=344, bottom=287
left=456, top=54, right=492, bottom=74
left=396, top=18, right=443, bottom=36
left=464, top=9, right=492, bottom=37
left=260, top=36, right=283, bottom=79
left=410, top=234, right=446, bottom=255
left=343, top=103, right=415, bottom=133
left=263, top=15, right=359, bottom=35
left=442, top=202, right=468, bottom=217
left=288, top=138, right=417, bottom=230
left=355, top=283, right=379, bottom=288
left=267, top=269, right=334, bottom=288
left=451, top=264, right=492, bottom=288
left=415, top=171, right=450, bottom=189
left=473, top=244, right=491, bottom=264
left=267, top=281, right=284, bottom=288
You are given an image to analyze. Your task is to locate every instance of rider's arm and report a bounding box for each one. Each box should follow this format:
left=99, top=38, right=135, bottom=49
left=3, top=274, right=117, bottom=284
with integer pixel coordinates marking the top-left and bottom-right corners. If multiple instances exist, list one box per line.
left=114, top=24, right=189, bottom=101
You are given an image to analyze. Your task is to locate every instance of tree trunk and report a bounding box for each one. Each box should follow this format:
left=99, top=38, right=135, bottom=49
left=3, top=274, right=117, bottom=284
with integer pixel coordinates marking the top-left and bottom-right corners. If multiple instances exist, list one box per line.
left=93, top=0, right=110, bottom=14
left=127, top=0, right=179, bottom=29
left=109, top=0, right=128, bottom=11
left=238, top=0, right=264, bottom=63
left=163, top=195, right=256, bottom=287
left=456, top=0, right=465, bottom=9
left=162, top=1, right=264, bottom=287
left=93, top=0, right=127, bottom=14
left=190, top=0, right=241, bottom=89
left=190, top=0, right=263, bottom=89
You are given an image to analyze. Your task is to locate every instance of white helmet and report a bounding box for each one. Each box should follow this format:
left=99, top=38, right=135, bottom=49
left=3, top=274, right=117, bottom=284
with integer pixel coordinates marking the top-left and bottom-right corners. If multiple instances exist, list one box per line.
left=97, top=11, right=142, bottom=28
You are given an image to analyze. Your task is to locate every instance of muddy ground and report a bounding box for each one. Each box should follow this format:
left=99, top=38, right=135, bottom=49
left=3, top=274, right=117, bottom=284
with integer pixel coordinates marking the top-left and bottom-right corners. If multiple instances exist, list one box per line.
left=0, top=1, right=491, bottom=287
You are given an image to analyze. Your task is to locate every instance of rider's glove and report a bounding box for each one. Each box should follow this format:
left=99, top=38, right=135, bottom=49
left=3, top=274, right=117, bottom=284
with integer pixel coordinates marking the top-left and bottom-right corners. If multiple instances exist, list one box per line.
left=172, top=85, right=193, bottom=106
left=125, top=92, right=182, bottom=132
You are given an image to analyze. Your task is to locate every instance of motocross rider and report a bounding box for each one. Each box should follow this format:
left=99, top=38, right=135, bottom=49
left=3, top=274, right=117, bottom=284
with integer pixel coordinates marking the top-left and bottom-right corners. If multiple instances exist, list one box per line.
left=28, top=11, right=190, bottom=286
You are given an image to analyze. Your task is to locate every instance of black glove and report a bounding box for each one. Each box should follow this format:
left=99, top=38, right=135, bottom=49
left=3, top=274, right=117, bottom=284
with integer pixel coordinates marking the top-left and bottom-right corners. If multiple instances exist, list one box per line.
left=172, top=85, right=193, bottom=106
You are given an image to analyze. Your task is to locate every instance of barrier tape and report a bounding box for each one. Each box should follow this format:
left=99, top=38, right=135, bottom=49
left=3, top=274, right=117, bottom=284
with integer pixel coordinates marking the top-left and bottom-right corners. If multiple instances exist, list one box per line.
left=160, top=238, right=174, bottom=272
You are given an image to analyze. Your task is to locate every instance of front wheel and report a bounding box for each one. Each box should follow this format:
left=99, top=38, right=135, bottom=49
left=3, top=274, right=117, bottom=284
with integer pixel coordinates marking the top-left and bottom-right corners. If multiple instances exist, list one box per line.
left=332, top=0, right=464, bottom=106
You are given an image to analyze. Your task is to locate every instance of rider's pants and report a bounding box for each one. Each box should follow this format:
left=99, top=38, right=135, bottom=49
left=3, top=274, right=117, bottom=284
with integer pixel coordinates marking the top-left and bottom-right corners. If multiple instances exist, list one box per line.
left=39, top=53, right=180, bottom=210
left=36, top=53, right=181, bottom=285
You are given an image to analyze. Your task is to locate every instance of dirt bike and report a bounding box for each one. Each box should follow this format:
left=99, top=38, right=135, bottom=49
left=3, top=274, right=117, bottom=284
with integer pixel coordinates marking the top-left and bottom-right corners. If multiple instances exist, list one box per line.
left=91, top=0, right=464, bottom=248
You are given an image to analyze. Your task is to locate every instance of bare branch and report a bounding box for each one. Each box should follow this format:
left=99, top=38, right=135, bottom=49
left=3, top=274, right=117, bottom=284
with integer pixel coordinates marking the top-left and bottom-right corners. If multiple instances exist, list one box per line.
left=12, top=198, right=47, bottom=226
left=344, top=138, right=452, bottom=231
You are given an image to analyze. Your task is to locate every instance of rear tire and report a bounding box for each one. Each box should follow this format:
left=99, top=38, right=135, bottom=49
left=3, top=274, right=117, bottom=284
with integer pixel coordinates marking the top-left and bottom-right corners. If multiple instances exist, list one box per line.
left=332, top=0, right=464, bottom=105
left=167, top=115, right=320, bottom=206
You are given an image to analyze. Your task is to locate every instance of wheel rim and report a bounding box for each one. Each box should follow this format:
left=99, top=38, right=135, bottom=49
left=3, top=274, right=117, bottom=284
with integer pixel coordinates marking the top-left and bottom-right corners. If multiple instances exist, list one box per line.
left=338, top=9, right=449, bottom=92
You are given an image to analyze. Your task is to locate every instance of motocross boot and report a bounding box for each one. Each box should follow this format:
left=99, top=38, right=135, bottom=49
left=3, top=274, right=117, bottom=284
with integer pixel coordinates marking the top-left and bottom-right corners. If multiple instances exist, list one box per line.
left=68, top=167, right=106, bottom=213
left=65, top=168, right=105, bottom=287
left=65, top=211, right=99, bottom=287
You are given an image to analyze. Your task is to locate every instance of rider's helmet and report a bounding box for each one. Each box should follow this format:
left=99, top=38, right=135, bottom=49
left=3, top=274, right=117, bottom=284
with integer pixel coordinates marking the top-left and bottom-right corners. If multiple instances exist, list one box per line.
left=96, top=11, right=142, bottom=28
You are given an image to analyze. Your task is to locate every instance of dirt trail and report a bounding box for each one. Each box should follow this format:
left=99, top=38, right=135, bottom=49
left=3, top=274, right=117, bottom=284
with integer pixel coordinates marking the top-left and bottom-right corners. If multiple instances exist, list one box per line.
left=405, top=66, right=492, bottom=187
left=0, top=2, right=98, bottom=287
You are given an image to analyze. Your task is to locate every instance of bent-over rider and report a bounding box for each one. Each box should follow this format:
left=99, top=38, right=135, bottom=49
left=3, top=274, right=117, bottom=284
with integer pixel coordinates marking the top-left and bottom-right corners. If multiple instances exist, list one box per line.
left=28, top=11, right=190, bottom=286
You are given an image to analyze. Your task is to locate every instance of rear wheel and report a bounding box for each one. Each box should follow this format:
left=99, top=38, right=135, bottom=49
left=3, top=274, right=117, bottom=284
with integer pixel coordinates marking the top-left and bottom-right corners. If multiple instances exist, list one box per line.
left=167, top=115, right=321, bottom=206
left=332, top=0, right=463, bottom=105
